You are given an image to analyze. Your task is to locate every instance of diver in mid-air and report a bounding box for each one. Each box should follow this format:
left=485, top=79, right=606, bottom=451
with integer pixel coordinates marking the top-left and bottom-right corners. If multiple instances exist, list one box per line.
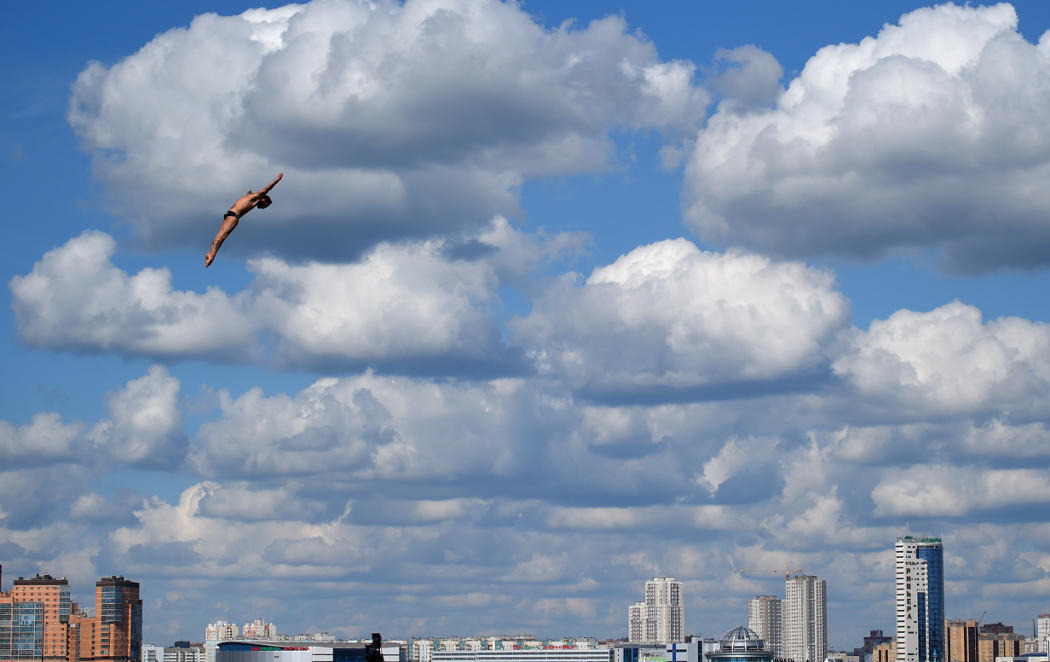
left=205, top=172, right=283, bottom=267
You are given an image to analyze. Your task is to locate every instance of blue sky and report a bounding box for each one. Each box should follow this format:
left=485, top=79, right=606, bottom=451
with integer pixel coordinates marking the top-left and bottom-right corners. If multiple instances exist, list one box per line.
left=4, top=0, right=1050, bottom=648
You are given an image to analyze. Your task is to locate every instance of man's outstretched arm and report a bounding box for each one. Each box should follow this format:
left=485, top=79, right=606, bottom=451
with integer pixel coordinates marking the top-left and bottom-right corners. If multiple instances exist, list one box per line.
left=255, top=172, right=283, bottom=198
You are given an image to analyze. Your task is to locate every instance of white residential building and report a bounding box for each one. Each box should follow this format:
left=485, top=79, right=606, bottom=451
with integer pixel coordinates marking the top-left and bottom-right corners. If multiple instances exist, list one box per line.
left=144, top=644, right=206, bottom=662
left=431, top=648, right=609, bottom=662
left=629, top=603, right=646, bottom=643
left=278, top=633, right=334, bottom=642
left=748, top=595, right=784, bottom=660
left=784, top=575, right=826, bottom=662
left=242, top=619, right=278, bottom=639
left=628, top=577, right=685, bottom=644
left=166, top=646, right=207, bottom=662
left=205, top=621, right=242, bottom=662
left=206, top=621, right=240, bottom=641
left=412, top=638, right=602, bottom=662
left=1038, top=614, right=1050, bottom=654
left=413, top=639, right=435, bottom=662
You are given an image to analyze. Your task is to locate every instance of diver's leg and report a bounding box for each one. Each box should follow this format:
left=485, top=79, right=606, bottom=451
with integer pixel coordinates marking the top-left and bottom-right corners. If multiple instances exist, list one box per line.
left=205, top=215, right=239, bottom=267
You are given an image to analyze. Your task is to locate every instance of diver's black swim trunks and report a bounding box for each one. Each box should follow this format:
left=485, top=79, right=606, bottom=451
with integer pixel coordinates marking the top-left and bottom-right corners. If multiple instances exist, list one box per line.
left=224, top=210, right=240, bottom=220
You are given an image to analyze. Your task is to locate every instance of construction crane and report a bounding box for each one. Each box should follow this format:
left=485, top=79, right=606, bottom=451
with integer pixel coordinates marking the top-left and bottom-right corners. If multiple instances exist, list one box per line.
left=732, top=563, right=805, bottom=580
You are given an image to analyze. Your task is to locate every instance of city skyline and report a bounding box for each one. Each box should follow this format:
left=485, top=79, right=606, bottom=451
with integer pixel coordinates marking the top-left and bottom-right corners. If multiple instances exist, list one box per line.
left=4, top=0, right=1050, bottom=647
left=5, top=549, right=1046, bottom=650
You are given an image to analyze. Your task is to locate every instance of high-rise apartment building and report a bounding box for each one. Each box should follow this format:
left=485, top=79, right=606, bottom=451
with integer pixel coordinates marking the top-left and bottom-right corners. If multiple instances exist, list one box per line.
left=1036, top=615, right=1050, bottom=654
left=628, top=603, right=645, bottom=643
left=783, top=575, right=826, bottom=662
left=0, top=593, right=43, bottom=660
left=204, top=621, right=240, bottom=662
left=646, top=578, right=684, bottom=643
left=0, top=573, right=139, bottom=662
left=240, top=620, right=277, bottom=640
left=69, top=576, right=142, bottom=662
left=945, top=619, right=978, bottom=662
left=895, top=536, right=944, bottom=662
left=748, top=595, right=783, bottom=660
left=627, top=577, right=684, bottom=644
left=6, top=574, right=72, bottom=662
left=205, top=621, right=239, bottom=641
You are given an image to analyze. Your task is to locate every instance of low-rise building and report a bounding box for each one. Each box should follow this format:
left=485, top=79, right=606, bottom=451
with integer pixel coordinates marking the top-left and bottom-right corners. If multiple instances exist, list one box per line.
left=705, top=628, right=772, bottom=662
left=980, top=633, right=1025, bottom=662
left=872, top=640, right=895, bottom=662
left=142, top=644, right=205, bottom=662
left=994, top=654, right=1049, bottom=662
left=431, top=644, right=609, bottom=662
left=612, top=641, right=700, bottom=662
left=216, top=639, right=403, bottom=662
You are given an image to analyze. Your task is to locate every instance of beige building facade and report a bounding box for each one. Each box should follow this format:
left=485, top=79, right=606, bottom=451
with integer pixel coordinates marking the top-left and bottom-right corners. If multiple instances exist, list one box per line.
left=784, top=575, right=826, bottom=662
left=748, top=595, right=783, bottom=660
left=945, top=619, right=978, bottom=662
left=873, top=641, right=896, bottom=662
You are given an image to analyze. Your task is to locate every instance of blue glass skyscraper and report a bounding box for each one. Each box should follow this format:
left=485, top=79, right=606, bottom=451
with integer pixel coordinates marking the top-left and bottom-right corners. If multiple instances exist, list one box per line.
left=895, top=536, right=945, bottom=662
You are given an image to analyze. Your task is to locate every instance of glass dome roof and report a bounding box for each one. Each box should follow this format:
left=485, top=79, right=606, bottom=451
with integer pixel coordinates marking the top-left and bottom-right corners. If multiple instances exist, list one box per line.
left=718, top=627, right=767, bottom=652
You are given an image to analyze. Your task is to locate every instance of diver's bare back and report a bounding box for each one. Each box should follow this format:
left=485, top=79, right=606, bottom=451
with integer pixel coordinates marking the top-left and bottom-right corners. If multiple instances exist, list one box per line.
left=205, top=172, right=283, bottom=268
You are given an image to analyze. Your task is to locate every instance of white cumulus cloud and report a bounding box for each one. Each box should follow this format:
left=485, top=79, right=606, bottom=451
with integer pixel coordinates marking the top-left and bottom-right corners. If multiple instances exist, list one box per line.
left=697, top=436, right=780, bottom=495
left=960, top=419, right=1050, bottom=458
left=872, top=464, right=1050, bottom=517
left=10, top=220, right=570, bottom=373
left=68, top=0, right=707, bottom=259
left=709, top=45, right=783, bottom=110
left=189, top=373, right=576, bottom=482
left=90, top=365, right=187, bottom=469
left=0, top=413, right=86, bottom=467
left=252, top=218, right=526, bottom=372
left=833, top=301, right=1050, bottom=417
left=684, top=3, right=1050, bottom=271
left=511, top=238, right=849, bottom=400
left=9, top=231, right=256, bottom=360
